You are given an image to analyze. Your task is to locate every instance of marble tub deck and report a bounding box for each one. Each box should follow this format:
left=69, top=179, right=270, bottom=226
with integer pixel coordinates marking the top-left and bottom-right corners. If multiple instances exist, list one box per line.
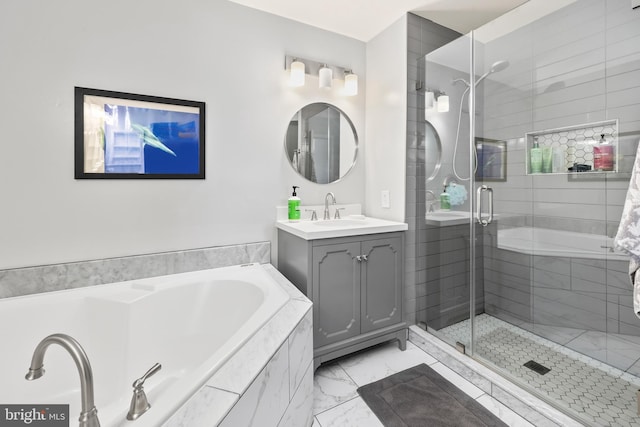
left=165, top=264, right=313, bottom=427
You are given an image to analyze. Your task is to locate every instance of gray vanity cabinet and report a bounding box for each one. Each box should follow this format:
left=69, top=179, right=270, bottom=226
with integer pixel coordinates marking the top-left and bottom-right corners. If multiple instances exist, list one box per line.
left=360, top=237, right=403, bottom=333
left=278, top=230, right=407, bottom=369
left=312, top=241, right=361, bottom=347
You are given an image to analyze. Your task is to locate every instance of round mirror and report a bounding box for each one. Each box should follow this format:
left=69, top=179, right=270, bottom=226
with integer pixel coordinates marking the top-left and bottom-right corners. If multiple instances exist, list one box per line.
left=284, top=103, right=358, bottom=184
left=423, top=121, right=442, bottom=183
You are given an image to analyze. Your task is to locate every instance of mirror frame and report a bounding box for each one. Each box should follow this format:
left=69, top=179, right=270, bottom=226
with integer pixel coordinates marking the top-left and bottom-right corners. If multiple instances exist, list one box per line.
left=423, top=120, right=442, bottom=183
left=284, top=102, right=359, bottom=184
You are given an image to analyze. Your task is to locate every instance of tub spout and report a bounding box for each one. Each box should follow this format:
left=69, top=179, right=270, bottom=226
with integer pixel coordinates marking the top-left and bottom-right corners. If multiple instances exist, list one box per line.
left=25, top=333, right=100, bottom=427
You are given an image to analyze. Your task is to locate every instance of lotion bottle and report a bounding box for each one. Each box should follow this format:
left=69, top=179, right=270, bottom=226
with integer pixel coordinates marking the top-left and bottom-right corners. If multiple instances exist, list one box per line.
left=530, top=138, right=542, bottom=174
left=288, top=186, right=301, bottom=221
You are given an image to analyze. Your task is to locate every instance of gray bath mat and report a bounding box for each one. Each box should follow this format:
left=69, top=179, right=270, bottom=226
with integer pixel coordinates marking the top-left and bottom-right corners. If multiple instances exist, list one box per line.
left=357, top=364, right=508, bottom=427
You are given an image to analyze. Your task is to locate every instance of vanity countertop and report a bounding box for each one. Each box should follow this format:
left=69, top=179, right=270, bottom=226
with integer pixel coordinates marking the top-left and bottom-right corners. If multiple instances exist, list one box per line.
left=276, top=216, right=408, bottom=240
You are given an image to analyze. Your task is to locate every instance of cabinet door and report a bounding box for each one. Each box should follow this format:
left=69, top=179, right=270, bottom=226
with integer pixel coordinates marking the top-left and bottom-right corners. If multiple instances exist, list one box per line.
left=360, top=237, right=402, bottom=334
left=312, top=242, right=361, bottom=348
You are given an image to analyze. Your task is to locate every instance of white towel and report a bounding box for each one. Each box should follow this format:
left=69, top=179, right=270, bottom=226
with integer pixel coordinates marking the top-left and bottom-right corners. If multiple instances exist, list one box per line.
left=614, top=140, right=640, bottom=319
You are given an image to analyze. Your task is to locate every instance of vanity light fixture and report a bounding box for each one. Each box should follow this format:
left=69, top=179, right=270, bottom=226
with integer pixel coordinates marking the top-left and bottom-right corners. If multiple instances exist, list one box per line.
left=421, top=85, right=448, bottom=117
left=290, top=59, right=305, bottom=87
left=284, top=55, right=356, bottom=96
left=425, top=91, right=435, bottom=110
left=319, top=64, right=333, bottom=89
left=344, top=70, right=358, bottom=96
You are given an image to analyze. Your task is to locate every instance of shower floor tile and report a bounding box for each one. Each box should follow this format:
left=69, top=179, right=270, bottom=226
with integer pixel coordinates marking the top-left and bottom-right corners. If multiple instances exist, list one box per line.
left=437, top=314, right=640, bottom=427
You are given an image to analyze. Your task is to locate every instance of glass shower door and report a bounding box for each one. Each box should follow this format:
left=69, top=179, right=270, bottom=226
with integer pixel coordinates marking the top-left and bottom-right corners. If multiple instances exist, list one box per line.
left=419, top=33, right=479, bottom=354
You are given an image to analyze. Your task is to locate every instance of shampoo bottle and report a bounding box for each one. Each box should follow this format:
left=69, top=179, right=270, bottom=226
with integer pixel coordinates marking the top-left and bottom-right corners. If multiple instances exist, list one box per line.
left=530, top=139, right=542, bottom=174
left=593, top=134, right=614, bottom=171
left=288, top=186, right=301, bottom=221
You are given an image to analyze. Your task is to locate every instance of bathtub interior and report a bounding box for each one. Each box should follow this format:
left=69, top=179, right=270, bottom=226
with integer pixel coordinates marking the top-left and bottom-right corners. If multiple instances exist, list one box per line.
left=497, top=226, right=628, bottom=260
left=0, top=264, right=289, bottom=427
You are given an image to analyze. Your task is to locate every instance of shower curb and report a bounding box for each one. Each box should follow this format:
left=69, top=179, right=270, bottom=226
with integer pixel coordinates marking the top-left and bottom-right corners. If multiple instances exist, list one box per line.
left=408, top=326, right=585, bottom=427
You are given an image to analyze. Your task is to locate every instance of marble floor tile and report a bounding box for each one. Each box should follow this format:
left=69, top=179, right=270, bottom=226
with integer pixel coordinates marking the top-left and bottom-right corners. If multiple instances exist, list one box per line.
left=313, top=362, right=359, bottom=415
left=315, top=397, right=383, bottom=427
left=476, top=394, right=535, bottom=427
left=337, top=341, right=438, bottom=386
left=429, top=362, right=485, bottom=399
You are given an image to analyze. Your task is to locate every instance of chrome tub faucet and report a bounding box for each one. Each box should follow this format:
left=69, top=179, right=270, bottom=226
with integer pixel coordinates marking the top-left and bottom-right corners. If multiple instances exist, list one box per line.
left=25, top=334, right=100, bottom=427
left=127, top=363, right=162, bottom=420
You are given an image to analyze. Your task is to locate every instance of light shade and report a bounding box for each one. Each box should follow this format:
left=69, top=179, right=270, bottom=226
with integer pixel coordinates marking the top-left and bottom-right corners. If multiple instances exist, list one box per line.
left=437, top=94, right=449, bottom=112
left=344, top=71, right=358, bottom=96
left=425, top=91, right=435, bottom=110
left=290, top=60, right=305, bottom=87
left=319, top=65, right=333, bottom=89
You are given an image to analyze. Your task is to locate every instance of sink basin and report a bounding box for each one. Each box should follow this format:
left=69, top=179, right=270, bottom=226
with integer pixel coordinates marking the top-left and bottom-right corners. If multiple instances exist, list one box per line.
left=427, top=211, right=468, bottom=219
left=312, top=219, right=368, bottom=227
left=276, top=216, right=407, bottom=240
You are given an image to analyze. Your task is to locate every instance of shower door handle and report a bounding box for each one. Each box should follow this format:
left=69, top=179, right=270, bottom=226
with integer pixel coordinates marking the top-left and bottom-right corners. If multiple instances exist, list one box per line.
left=476, top=185, right=493, bottom=227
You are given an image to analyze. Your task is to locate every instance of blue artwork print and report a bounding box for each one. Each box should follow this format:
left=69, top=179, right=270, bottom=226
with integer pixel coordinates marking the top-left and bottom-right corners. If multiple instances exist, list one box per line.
left=103, top=105, right=200, bottom=174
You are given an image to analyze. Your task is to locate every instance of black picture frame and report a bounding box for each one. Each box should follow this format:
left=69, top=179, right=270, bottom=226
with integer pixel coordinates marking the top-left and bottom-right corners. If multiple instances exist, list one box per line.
left=475, top=137, right=507, bottom=181
left=74, top=87, right=205, bottom=179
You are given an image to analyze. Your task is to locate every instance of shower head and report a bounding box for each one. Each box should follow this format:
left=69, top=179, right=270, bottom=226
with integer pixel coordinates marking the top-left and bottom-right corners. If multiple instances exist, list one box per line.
left=475, top=60, right=510, bottom=86
left=450, top=60, right=510, bottom=89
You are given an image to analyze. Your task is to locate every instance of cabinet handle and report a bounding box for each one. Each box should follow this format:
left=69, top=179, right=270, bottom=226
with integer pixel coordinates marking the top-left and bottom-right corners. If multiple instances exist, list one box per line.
left=356, top=255, right=362, bottom=262
left=361, top=254, right=368, bottom=261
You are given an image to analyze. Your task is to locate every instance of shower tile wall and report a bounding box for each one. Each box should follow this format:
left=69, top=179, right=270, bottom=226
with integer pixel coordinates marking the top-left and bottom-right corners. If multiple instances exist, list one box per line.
left=405, top=13, right=461, bottom=324
left=478, top=0, right=640, bottom=336
left=422, top=223, right=485, bottom=330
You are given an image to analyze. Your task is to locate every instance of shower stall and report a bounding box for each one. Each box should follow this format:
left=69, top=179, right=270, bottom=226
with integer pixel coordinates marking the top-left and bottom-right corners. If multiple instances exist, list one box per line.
left=416, top=0, right=640, bottom=425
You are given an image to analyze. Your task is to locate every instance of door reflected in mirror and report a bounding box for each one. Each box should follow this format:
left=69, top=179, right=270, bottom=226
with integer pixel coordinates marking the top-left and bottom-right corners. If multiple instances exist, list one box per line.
left=284, top=103, right=358, bottom=184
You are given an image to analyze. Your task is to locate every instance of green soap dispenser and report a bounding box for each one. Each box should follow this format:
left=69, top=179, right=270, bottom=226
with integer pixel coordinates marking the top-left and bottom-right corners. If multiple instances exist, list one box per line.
left=440, top=190, right=451, bottom=211
left=288, top=186, right=301, bottom=221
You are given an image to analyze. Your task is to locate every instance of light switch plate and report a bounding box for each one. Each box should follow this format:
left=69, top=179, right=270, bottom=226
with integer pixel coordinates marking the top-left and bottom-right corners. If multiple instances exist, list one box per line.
left=381, top=190, right=390, bottom=208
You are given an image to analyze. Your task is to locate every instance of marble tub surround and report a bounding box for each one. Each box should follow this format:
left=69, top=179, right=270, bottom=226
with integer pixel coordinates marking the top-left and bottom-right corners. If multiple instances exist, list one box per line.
left=165, top=264, right=314, bottom=427
left=0, top=242, right=270, bottom=298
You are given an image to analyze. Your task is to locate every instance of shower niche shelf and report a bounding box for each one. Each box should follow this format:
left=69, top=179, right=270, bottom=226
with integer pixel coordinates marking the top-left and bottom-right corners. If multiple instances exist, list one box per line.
left=524, top=119, right=618, bottom=175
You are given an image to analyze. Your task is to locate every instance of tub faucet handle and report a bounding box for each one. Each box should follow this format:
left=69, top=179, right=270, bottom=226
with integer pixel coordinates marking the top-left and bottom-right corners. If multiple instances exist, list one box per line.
left=127, top=363, right=161, bottom=421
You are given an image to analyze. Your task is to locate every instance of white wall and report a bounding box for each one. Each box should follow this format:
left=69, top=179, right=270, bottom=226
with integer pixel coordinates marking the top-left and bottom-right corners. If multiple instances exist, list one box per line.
left=365, top=16, right=407, bottom=221
left=0, top=0, right=365, bottom=269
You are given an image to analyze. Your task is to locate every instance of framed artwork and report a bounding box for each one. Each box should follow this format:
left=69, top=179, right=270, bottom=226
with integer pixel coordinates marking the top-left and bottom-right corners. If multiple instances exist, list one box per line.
left=75, top=87, right=205, bottom=179
left=476, top=137, right=507, bottom=181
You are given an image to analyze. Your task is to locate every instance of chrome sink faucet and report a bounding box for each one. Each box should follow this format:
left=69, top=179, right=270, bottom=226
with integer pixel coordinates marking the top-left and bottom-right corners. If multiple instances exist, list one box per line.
left=324, top=192, right=336, bottom=220
left=25, top=334, right=100, bottom=427
left=426, top=190, right=439, bottom=213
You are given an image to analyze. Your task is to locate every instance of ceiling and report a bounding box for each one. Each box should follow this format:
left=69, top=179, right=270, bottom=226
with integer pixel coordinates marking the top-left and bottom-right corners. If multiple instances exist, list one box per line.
left=226, top=0, right=529, bottom=41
